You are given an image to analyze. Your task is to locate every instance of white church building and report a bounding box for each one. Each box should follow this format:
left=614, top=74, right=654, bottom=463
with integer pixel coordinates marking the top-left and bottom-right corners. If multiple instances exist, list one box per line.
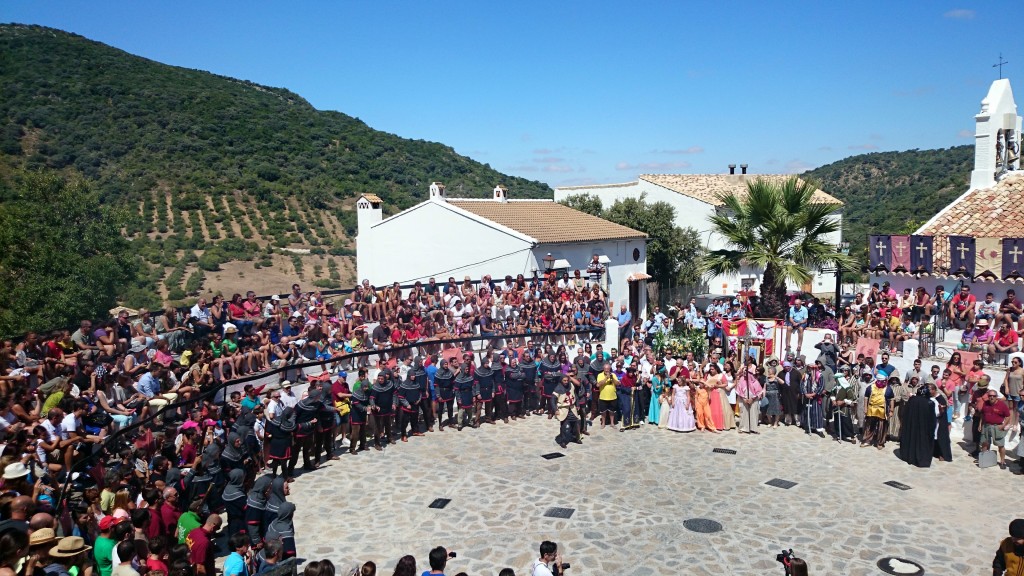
left=879, top=78, right=1024, bottom=295
left=356, top=183, right=651, bottom=316
left=554, top=170, right=844, bottom=296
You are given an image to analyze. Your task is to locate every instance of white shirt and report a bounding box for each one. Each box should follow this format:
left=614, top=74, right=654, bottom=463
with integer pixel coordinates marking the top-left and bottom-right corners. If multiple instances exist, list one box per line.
left=41, top=420, right=62, bottom=443
left=266, top=399, right=281, bottom=420
left=60, top=413, right=80, bottom=441
left=280, top=392, right=299, bottom=409
left=531, top=560, right=554, bottom=576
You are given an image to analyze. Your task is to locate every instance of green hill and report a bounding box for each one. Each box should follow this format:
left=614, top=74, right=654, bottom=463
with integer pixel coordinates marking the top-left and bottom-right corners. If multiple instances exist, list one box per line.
left=0, top=23, right=553, bottom=326
left=804, top=145, right=973, bottom=264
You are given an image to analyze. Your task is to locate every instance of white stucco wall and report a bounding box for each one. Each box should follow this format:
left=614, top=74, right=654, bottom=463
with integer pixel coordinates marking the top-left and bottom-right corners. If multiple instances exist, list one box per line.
left=356, top=200, right=649, bottom=314
left=555, top=180, right=841, bottom=297
left=356, top=201, right=536, bottom=285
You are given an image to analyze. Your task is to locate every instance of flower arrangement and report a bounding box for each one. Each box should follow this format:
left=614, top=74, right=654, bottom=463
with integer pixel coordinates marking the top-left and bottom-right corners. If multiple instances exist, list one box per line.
left=652, top=328, right=708, bottom=361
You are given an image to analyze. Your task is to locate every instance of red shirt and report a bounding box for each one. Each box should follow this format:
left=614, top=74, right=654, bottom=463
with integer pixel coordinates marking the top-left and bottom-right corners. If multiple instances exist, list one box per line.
left=981, top=400, right=1010, bottom=425
left=187, top=526, right=214, bottom=575
left=228, top=303, right=247, bottom=320
left=952, top=293, right=976, bottom=312
left=159, top=503, right=181, bottom=538
left=997, top=329, right=1019, bottom=347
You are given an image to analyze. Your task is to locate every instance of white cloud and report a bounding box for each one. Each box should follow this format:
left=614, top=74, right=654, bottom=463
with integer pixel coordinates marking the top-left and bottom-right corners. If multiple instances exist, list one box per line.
left=615, top=161, right=692, bottom=171
left=957, top=129, right=973, bottom=139
left=651, top=146, right=705, bottom=155
left=785, top=160, right=815, bottom=173
left=943, top=8, right=975, bottom=19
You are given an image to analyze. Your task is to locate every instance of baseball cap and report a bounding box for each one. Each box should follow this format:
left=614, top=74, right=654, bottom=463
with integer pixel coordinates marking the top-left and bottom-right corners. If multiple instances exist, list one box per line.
left=99, top=516, right=125, bottom=531
left=291, top=311, right=303, bottom=319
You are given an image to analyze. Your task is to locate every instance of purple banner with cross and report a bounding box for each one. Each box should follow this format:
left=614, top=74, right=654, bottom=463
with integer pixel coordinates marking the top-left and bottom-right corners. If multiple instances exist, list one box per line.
left=909, top=235, right=933, bottom=274
left=1003, top=238, right=1024, bottom=279
left=868, top=235, right=891, bottom=272
left=948, top=235, right=976, bottom=277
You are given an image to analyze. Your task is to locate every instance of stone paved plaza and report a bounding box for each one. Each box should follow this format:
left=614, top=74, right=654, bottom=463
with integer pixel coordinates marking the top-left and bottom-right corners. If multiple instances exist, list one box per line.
left=284, top=416, right=1017, bottom=575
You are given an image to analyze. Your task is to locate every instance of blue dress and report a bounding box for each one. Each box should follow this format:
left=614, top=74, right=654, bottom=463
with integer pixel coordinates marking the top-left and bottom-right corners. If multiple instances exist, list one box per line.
left=648, top=375, right=665, bottom=424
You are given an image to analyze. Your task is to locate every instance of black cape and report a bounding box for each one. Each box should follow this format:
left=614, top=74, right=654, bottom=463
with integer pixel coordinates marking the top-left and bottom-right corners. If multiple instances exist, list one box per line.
left=898, top=394, right=937, bottom=468
left=933, top=395, right=953, bottom=462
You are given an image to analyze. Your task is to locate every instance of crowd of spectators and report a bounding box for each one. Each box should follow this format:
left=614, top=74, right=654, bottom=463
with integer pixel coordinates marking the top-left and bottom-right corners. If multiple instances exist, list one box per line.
left=0, top=265, right=617, bottom=576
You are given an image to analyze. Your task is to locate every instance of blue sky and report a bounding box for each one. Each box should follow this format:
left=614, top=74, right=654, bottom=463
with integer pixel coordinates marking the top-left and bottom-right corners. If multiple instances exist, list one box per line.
left=4, top=1, right=1022, bottom=188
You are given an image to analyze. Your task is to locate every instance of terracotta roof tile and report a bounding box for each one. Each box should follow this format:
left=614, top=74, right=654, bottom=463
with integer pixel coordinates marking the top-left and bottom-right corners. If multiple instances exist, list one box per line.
left=447, top=200, right=647, bottom=244
left=917, top=174, right=1024, bottom=269
left=360, top=193, right=382, bottom=203
left=638, top=174, right=842, bottom=206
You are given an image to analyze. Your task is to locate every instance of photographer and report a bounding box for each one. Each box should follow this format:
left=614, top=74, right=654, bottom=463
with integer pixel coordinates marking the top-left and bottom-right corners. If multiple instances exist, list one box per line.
left=422, top=546, right=454, bottom=575
left=530, top=541, right=567, bottom=576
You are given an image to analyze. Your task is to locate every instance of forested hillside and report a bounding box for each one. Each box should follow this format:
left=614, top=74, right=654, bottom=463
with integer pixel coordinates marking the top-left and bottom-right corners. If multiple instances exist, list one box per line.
left=805, top=145, right=973, bottom=262
left=0, top=24, right=551, bottom=331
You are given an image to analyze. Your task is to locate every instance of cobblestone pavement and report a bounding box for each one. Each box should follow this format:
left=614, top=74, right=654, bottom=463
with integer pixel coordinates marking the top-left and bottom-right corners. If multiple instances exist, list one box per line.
left=284, top=416, right=1017, bottom=575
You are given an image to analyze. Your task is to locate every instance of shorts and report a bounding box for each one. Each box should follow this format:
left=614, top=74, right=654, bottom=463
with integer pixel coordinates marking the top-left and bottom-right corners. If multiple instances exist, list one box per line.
left=981, top=424, right=1008, bottom=447
left=599, top=399, right=617, bottom=413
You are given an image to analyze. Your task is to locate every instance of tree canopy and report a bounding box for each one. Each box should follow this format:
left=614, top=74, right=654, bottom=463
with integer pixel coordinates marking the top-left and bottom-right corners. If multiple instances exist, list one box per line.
left=561, top=193, right=703, bottom=287
left=0, top=171, right=138, bottom=336
left=700, top=176, right=853, bottom=317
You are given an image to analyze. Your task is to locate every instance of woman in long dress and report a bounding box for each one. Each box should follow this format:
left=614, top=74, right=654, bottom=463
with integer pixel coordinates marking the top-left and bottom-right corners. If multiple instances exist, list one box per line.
left=657, top=384, right=672, bottom=429
left=667, top=377, right=696, bottom=432
left=708, top=362, right=724, bottom=426
left=692, top=379, right=716, bottom=432
left=648, top=369, right=666, bottom=425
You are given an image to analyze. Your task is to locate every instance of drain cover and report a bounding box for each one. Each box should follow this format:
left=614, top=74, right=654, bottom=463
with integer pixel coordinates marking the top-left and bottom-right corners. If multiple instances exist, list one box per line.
left=428, top=498, right=451, bottom=509
left=712, top=448, right=737, bottom=455
left=765, top=478, right=798, bottom=489
left=682, top=518, right=723, bottom=533
left=884, top=481, right=912, bottom=491
left=543, top=507, right=575, bottom=519
left=542, top=452, right=565, bottom=460
left=875, top=557, right=924, bottom=575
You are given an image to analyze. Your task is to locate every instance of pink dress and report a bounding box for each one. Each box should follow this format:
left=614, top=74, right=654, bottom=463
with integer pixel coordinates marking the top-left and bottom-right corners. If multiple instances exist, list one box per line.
left=668, top=384, right=696, bottom=432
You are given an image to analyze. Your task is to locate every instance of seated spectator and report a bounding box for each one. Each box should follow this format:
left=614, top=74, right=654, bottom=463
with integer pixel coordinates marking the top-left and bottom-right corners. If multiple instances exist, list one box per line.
left=990, top=322, right=1020, bottom=359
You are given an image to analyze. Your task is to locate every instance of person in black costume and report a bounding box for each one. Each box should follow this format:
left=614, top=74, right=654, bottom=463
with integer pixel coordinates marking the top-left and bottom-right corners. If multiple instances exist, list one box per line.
left=929, top=382, right=953, bottom=462
left=266, top=407, right=296, bottom=477
left=475, top=356, right=497, bottom=424
left=454, top=362, right=478, bottom=429
left=410, top=357, right=434, bottom=432
left=369, top=370, right=397, bottom=450
left=433, top=359, right=456, bottom=430
left=314, top=383, right=338, bottom=464
left=505, top=357, right=527, bottom=419
left=397, top=370, right=422, bottom=441
left=539, top=352, right=562, bottom=418
left=221, top=468, right=247, bottom=537
left=491, top=353, right=509, bottom=423
left=898, top=383, right=937, bottom=467
left=553, top=378, right=580, bottom=448
left=291, top=387, right=321, bottom=471
left=521, top=352, right=539, bottom=414
left=349, top=383, right=370, bottom=454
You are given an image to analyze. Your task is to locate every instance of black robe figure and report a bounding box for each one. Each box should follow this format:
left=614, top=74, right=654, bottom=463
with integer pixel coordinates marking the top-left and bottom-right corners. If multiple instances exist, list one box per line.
left=348, top=385, right=370, bottom=454
left=539, top=353, right=562, bottom=417
left=505, top=360, right=527, bottom=419
left=780, top=367, right=803, bottom=423
left=265, top=501, right=297, bottom=559
left=932, top=392, right=953, bottom=462
left=244, top=475, right=272, bottom=547
left=314, top=387, right=338, bottom=464
left=369, top=371, right=397, bottom=449
left=266, top=407, right=297, bottom=477
left=265, top=475, right=288, bottom=527
left=491, top=354, right=509, bottom=423
left=898, top=387, right=937, bottom=468
left=221, top=469, right=247, bottom=537
left=433, top=361, right=455, bottom=429
left=410, top=357, right=433, bottom=431
left=292, top=388, right=322, bottom=471
left=454, top=363, right=478, bottom=429
left=521, top=353, right=539, bottom=413
left=474, top=359, right=496, bottom=424
left=397, top=372, right=422, bottom=440
left=200, top=442, right=222, bottom=510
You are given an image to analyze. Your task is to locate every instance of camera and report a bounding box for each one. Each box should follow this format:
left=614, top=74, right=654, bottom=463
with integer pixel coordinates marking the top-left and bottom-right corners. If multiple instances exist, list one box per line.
left=776, top=549, right=793, bottom=575
left=447, top=551, right=457, bottom=559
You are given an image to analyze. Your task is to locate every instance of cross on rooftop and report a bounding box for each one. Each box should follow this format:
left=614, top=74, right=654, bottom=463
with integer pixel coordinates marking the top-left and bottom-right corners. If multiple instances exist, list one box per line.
left=994, top=53, right=1009, bottom=79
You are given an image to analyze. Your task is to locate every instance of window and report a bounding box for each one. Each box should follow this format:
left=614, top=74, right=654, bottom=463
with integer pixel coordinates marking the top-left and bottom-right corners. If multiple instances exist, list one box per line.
left=632, top=248, right=640, bottom=262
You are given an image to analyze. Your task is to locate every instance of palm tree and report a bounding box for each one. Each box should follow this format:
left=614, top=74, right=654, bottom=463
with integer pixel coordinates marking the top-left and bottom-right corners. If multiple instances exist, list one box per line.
left=700, top=176, right=854, bottom=319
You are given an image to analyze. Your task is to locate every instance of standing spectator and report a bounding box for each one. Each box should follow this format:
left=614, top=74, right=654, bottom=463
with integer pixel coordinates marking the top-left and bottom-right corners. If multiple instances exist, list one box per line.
left=185, top=514, right=221, bottom=576
left=786, top=298, right=808, bottom=355
left=616, top=305, right=632, bottom=344
left=46, top=536, right=92, bottom=576
left=979, top=386, right=1012, bottom=469
left=111, top=541, right=139, bottom=576
left=222, top=533, right=250, bottom=576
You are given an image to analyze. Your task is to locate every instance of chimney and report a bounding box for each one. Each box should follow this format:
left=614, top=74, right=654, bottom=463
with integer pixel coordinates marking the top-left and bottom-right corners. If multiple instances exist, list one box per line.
left=728, top=164, right=736, bottom=175
left=429, top=181, right=446, bottom=202
left=740, top=164, right=748, bottom=175
left=493, top=184, right=508, bottom=203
